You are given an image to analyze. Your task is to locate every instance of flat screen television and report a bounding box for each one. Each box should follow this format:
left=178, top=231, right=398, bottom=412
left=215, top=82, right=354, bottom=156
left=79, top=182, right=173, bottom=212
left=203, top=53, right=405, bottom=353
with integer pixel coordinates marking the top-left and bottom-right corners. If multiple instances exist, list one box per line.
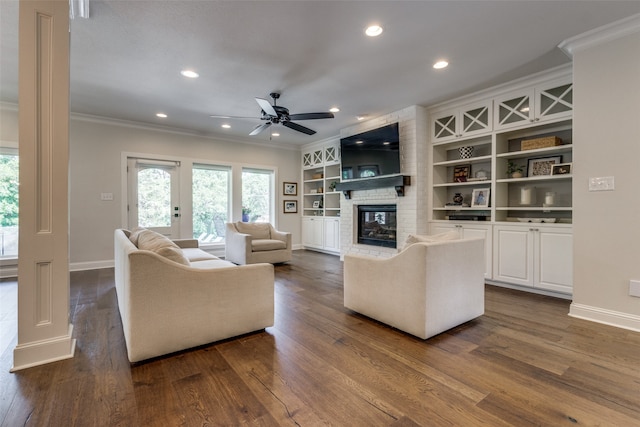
left=340, top=123, right=400, bottom=181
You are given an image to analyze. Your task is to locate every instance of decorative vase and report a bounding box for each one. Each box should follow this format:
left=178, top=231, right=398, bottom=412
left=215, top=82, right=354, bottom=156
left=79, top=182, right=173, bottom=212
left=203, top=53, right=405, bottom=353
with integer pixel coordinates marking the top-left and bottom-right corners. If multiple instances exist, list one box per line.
left=242, top=213, right=249, bottom=222
left=453, top=193, right=464, bottom=205
left=511, top=171, right=523, bottom=179
left=459, top=146, right=474, bottom=159
left=520, top=186, right=536, bottom=205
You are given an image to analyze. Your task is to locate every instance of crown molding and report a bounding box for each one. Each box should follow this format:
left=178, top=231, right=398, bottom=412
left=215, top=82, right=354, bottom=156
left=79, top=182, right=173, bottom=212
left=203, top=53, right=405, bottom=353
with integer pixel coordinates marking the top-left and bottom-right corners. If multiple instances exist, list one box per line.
left=559, top=13, right=640, bottom=58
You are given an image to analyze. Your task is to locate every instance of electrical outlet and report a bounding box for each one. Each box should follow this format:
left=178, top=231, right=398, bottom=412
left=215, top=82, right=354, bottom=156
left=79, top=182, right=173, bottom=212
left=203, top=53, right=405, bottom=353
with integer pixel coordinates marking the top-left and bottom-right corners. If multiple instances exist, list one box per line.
left=588, top=176, right=615, bottom=192
left=100, top=192, right=113, bottom=201
left=630, top=280, right=640, bottom=298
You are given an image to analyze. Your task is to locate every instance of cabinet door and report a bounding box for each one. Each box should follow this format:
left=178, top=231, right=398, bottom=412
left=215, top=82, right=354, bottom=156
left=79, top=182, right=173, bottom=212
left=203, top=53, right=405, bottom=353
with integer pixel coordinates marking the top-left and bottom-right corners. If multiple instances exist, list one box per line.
left=323, top=218, right=340, bottom=252
left=461, top=225, right=492, bottom=279
left=324, top=143, right=340, bottom=165
left=460, top=101, right=492, bottom=137
left=302, top=151, right=313, bottom=169
left=302, top=217, right=324, bottom=248
left=493, top=226, right=534, bottom=287
left=494, top=88, right=534, bottom=130
left=431, top=109, right=458, bottom=142
left=536, top=80, right=573, bottom=123
left=535, top=227, right=572, bottom=294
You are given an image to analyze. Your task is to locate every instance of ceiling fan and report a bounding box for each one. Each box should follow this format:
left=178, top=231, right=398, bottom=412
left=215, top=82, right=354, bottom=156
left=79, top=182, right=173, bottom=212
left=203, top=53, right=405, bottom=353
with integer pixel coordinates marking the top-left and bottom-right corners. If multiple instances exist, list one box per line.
left=210, top=92, right=334, bottom=136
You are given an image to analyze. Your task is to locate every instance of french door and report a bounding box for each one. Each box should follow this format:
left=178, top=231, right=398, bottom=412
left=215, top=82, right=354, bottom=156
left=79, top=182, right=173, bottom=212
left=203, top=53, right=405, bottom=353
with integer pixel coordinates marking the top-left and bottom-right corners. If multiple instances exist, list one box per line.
left=127, top=158, right=180, bottom=238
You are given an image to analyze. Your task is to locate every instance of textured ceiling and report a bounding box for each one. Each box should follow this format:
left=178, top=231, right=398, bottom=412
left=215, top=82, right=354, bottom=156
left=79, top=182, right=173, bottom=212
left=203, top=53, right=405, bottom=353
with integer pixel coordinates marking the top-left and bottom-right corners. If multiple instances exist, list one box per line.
left=1, top=1, right=639, bottom=146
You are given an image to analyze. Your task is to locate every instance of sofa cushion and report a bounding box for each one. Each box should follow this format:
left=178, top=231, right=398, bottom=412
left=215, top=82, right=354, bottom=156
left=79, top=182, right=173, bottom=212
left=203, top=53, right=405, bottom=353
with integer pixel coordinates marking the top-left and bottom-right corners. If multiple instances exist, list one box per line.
left=252, top=239, right=287, bottom=252
left=402, top=230, right=460, bottom=251
left=137, top=229, right=190, bottom=266
left=181, top=247, right=219, bottom=262
left=235, top=222, right=271, bottom=239
left=189, top=259, right=236, bottom=269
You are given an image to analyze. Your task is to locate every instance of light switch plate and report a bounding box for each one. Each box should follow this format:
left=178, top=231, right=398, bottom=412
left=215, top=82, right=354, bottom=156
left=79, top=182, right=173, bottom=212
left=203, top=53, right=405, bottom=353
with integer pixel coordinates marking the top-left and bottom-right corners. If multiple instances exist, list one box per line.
left=588, top=176, right=615, bottom=191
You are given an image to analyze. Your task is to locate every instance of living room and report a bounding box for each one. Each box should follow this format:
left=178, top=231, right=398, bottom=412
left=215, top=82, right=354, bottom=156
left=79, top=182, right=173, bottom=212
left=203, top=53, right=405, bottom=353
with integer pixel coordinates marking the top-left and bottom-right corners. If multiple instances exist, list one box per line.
left=2, top=1, right=640, bottom=424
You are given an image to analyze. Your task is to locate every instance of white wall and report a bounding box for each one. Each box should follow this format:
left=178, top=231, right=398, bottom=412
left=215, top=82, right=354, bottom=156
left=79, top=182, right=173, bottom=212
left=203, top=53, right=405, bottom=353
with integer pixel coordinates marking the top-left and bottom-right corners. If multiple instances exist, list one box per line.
left=0, top=106, right=302, bottom=268
left=571, top=29, right=640, bottom=330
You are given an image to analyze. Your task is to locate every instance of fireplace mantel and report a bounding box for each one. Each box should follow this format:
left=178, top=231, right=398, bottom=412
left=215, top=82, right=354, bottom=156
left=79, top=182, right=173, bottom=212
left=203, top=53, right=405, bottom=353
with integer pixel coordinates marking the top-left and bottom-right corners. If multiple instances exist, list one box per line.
left=335, top=175, right=411, bottom=199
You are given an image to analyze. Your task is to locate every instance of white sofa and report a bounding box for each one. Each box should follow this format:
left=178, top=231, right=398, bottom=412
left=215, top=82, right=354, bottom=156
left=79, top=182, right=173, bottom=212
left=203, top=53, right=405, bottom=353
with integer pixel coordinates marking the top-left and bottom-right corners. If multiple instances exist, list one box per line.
left=344, top=235, right=485, bottom=340
left=114, top=228, right=274, bottom=363
left=225, top=222, right=292, bottom=265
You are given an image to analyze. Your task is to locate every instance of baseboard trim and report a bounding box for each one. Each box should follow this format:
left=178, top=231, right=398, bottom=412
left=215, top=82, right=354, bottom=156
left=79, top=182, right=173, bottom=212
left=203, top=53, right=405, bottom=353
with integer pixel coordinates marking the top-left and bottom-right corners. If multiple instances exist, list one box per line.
left=569, top=303, right=640, bottom=333
left=70, top=260, right=114, bottom=271
left=11, top=324, right=76, bottom=372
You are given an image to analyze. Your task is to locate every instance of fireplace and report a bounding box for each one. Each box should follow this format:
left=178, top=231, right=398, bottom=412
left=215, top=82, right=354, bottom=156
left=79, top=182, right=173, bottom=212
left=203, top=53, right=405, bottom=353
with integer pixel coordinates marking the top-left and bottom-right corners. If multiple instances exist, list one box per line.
left=357, top=205, right=397, bottom=248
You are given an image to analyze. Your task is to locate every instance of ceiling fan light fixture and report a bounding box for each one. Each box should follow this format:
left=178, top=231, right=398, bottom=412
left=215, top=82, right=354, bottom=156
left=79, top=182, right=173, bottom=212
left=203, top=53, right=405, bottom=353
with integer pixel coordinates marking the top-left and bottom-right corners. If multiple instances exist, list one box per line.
left=433, top=60, right=449, bottom=69
left=365, top=24, right=383, bottom=37
left=271, top=132, right=280, bottom=137
left=180, top=69, right=199, bottom=79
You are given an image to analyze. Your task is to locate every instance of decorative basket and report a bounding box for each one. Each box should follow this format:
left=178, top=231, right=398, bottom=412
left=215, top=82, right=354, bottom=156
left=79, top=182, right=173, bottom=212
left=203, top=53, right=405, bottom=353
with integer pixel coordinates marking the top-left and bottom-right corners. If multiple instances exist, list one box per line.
left=521, top=136, right=562, bottom=151
left=459, top=146, right=474, bottom=159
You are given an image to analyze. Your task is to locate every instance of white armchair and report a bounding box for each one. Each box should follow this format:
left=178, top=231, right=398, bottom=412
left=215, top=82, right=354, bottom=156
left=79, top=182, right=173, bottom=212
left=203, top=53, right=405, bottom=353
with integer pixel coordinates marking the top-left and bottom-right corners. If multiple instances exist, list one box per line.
left=344, top=237, right=485, bottom=339
left=225, top=222, right=292, bottom=265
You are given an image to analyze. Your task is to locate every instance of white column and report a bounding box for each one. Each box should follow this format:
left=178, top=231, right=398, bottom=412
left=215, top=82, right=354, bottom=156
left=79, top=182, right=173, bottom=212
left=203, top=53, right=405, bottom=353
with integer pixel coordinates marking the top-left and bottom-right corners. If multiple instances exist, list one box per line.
left=12, top=0, right=75, bottom=371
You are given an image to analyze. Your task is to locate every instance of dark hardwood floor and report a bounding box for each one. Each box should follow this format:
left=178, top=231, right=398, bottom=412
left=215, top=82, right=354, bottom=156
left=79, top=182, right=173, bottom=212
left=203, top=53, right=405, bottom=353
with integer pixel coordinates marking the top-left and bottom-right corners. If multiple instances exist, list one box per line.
left=1, top=250, right=640, bottom=426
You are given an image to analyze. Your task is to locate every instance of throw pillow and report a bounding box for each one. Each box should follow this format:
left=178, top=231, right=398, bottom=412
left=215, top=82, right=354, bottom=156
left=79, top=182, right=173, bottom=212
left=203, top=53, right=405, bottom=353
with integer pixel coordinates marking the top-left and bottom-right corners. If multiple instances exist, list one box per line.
left=402, top=230, right=460, bottom=251
left=235, top=222, right=271, bottom=239
left=128, top=226, right=147, bottom=247
left=137, top=229, right=190, bottom=265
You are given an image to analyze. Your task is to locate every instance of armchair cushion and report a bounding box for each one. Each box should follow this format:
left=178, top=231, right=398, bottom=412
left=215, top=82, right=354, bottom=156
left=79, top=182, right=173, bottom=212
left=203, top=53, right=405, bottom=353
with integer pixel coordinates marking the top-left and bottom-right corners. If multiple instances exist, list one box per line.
left=252, top=239, right=287, bottom=251
left=235, top=222, right=271, bottom=239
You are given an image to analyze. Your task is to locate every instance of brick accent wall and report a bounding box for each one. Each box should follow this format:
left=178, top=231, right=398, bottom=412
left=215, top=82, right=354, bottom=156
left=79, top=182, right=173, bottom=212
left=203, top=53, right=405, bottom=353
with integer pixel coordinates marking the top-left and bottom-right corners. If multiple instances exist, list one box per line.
left=340, top=105, right=428, bottom=259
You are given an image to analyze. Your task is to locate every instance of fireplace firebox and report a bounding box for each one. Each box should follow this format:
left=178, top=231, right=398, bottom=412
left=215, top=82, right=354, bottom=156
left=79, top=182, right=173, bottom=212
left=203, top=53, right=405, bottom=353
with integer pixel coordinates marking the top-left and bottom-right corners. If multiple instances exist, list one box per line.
left=357, top=205, right=397, bottom=248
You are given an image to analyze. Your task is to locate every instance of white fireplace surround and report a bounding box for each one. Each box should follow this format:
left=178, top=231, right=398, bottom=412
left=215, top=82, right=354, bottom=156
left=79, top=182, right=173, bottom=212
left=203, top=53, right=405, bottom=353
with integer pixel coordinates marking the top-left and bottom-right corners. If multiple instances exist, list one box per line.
left=340, top=105, right=429, bottom=259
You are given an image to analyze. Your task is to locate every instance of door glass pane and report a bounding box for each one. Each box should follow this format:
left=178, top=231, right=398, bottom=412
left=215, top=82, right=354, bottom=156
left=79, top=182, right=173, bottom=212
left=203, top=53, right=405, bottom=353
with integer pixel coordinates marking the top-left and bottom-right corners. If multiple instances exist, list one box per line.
left=192, top=165, right=230, bottom=242
left=0, top=152, right=19, bottom=257
left=242, top=168, right=273, bottom=223
left=137, top=167, right=171, bottom=227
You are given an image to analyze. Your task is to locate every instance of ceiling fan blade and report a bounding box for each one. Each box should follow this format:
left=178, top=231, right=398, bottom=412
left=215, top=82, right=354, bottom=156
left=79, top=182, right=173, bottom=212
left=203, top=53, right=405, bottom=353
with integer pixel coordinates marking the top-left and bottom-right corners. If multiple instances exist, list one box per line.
left=282, top=121, right=316, bottom=135
left=288, top=112, right=334, bottom=121
left=255, top=98, right=278, bottom=117
left=209, top=114, right=257, bottom=119
left=249, top=122, right=272, bottom=136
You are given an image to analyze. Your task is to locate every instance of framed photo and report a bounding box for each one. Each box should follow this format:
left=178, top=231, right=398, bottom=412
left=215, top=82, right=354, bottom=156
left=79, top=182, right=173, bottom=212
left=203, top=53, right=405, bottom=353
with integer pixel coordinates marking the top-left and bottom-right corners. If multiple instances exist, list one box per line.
left=551, top=163, right=572, bottom=175
left=471, top=187, right=490, bottom=208
left=283, top=182, right=297, bottom=196
left=283, top=200, right=297, bottom=213
left=453, top=164, right=471, bottom=182
left=527, top=156, right=562, bottom=177
left=312, top=200, right=321, bottom=208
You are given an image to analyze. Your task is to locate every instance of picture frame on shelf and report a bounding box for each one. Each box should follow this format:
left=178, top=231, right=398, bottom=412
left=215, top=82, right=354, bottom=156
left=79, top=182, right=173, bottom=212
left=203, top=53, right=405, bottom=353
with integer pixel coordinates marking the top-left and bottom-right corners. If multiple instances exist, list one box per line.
left=312, top=200, right=321, bottom=209
left=453, top=164, right=471, bottom=182
left=551, top=163, right=572, bottom=175
left=283, top=200, right=297, bottom=213
left=527, top=156, right=562, bottom=177
left=283, top=182, right=297, bottom=196
left=471, top=188, right=490, bottom=208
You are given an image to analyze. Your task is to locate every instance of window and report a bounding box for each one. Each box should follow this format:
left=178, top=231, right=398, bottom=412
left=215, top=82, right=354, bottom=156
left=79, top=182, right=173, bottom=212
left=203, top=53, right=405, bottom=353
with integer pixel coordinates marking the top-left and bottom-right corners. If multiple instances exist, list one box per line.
left=192, top=164, right=230, bottom=242
left=0, top=149, right=19, bottom=258
left=242, top=168, right=274, bottom=223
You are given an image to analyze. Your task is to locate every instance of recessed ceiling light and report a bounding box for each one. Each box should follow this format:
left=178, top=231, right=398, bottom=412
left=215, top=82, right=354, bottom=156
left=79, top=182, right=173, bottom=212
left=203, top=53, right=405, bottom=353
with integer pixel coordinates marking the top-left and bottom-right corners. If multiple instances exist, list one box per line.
left=357, top=116, right=366, bottom=121
left=156, top=113, right=167, bottom=118
left=221, top=124, right=231, bottom=129
left=329, top=107, right=340, bottom=113
left=180, top=69, right=199, bottom=78
left=433, top=60, right=449, bottom=69
left=365, top=25, right=383, bottom=37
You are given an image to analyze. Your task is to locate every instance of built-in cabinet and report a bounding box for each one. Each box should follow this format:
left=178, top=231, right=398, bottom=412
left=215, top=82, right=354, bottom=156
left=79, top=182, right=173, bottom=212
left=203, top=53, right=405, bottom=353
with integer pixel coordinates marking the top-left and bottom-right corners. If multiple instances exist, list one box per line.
left=301, top=141, right=341, bottom=254
left=428, top=66, right=574, bottom=297
left=493, top=225, right=573, bottom=294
